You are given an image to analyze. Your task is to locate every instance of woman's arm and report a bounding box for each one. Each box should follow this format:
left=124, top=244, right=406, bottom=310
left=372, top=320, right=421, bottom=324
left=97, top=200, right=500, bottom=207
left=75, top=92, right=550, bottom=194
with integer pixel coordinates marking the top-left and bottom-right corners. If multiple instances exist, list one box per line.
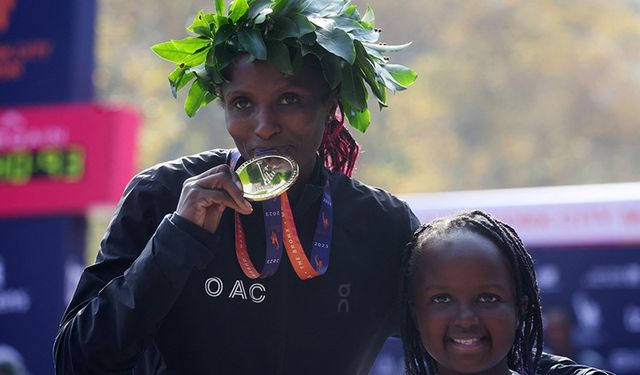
left=53, top=173, right=220, bottom=374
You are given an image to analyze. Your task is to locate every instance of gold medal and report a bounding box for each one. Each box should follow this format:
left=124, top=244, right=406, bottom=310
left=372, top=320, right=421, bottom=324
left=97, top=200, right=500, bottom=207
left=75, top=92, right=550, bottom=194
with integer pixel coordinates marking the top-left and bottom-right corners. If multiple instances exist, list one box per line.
left=235, top=154, right=299, bottom=201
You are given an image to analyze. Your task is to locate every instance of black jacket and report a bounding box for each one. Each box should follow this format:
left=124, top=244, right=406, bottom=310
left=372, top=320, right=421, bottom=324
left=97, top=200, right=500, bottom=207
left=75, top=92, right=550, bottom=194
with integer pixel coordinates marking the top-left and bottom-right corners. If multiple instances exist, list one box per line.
left=53, top=149, right=614, bottom=375
left=54, top=149, right=420, bottom=374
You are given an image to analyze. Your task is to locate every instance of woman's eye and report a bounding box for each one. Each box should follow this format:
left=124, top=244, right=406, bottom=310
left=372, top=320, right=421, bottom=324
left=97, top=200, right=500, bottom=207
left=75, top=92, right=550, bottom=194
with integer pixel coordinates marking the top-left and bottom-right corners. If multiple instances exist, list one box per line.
left=478, top=294, right=500, bottom=303
left=431, top=295, right=451, bottom=303
left=279, top=94, right=300, bottom=105
left=233, top=98, right=252, bottom=110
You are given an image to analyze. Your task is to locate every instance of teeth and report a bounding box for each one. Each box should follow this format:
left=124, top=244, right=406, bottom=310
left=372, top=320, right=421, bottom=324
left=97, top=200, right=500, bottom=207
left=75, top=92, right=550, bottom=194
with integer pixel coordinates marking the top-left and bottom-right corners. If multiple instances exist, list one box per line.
left=452, top=338, right=479, bottom=345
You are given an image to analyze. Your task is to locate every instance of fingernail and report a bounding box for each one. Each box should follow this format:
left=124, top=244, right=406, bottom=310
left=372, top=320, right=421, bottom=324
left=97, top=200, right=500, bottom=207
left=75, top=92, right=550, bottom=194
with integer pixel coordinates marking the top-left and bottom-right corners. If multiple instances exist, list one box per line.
left=244, top=200, right=253, bottom=212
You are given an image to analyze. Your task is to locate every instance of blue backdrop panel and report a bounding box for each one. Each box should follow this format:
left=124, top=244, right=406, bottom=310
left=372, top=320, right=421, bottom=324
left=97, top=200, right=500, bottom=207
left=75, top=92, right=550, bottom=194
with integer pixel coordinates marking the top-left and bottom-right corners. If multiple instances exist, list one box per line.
left=0, top=0, right=96, bottom=105
left=533, top=246, right=640, bottom=375
left=0, top=215, right=86, bottom=375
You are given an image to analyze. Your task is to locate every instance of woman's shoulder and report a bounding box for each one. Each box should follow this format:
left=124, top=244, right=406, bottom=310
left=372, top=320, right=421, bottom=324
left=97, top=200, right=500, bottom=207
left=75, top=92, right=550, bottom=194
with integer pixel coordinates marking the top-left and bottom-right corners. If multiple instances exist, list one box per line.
left=328, top=172, right=418, bottom=227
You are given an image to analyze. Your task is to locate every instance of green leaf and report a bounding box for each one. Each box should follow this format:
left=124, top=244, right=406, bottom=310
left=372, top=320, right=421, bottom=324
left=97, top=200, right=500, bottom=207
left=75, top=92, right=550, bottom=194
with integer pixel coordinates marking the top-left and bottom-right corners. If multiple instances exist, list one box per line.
left=342, top=101, right=371, bottom=132
left=205, top=48, right=225, bottom=84
left=215, top=0, right=226, bottom=15
left=374, top=61, right=405, bottom=91
left=168, top=67, right=196, bottom=98
left=202, top=12, right=217, bottom=26
left=320, top=53, right=342, bottom=89
left=238, top=28, right=267, bottom=60
left=268, top=16, right=300, bottom=40
left=182, top=46, right=210, bottom=66
left=274, top=0, right=313, bottom=16
left=340, top=64, right=367, bottom=111
left=229, top=0, right=250, bottom=23
left=354, top=42, right=386, bottom=106
left=344, top=4, right=358, bottom=18
left=304, top=1, right=346, bottom=18
left=385, top=64, right=417, bottom=88
left=255, top=8, right=273, bottom=24
left=299, top=32, right=316, bottom=45
left=308, top=16, right=335, bottom=31
left=248, top=0, right=273, bottom=19
left=185, top=79, right=208, bottom=117
left=187, top=11, right=213, bottom=38
left=315, top=27, right=355, bottom=63
left=333, top=15, right=378, bottom=43
left=362, top=44, right=385, bottom=61
left=214, top=24, right=234, bottom=45
left=361, top=6, right=375, bottom=26
left=151, top=37, right=212, bottom=63
left=332, top=16, right=362, bottom=33
left=215, top=15, right=230, bottom=28
left=290, top=14, right=315, bottom=35
left=362, top=41, right=413, bottom=53
left=266, top=40, right=293, bottom=75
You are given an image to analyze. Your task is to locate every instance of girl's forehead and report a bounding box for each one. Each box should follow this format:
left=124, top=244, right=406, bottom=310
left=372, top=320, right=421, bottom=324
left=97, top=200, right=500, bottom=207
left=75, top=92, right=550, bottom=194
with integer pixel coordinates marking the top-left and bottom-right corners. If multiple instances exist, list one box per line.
left=414, top=231, right=512, bottom=278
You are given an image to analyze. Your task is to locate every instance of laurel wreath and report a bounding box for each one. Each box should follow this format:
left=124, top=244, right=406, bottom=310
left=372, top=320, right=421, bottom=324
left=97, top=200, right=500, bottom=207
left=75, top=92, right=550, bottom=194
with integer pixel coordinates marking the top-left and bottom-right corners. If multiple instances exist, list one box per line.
left=151, top=0, right=416, bottom=132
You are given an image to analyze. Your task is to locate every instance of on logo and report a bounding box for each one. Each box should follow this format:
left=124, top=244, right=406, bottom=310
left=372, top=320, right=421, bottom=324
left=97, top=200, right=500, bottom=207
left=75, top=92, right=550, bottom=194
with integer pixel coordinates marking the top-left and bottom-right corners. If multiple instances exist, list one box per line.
left=0, top=0, right=16, bottom=34
left=337, top=283, right=350, bottom=313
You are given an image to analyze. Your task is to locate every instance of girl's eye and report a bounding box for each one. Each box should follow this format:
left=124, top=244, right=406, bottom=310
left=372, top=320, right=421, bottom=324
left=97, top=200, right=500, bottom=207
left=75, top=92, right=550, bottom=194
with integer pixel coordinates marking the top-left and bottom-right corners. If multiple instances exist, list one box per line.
left=279, top=93, right=300, bottom=105
left=478, top=294, right=500, bottom=303
left=233, top=98, right=252, bottom=110
left=431, top=295, right=451, bottom=303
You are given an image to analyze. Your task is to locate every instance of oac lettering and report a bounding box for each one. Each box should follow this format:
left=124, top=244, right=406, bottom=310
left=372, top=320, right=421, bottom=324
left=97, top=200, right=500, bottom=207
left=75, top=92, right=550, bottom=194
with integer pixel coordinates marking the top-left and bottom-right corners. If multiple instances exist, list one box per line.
left=204, top=277, right=266, bottom=304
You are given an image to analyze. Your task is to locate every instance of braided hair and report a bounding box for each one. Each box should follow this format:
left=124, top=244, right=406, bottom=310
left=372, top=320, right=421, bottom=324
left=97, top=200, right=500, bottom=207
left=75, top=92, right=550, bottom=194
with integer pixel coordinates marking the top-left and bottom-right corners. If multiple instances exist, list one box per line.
left=319, top=105, right=360, bottom=177
left=400, top=210, right=543, bottom=375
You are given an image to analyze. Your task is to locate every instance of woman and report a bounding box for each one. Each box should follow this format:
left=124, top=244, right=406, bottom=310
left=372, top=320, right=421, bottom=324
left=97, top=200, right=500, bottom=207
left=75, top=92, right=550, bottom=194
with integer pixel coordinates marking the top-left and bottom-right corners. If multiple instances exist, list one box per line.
left=54, top=1, right=420, bottom=373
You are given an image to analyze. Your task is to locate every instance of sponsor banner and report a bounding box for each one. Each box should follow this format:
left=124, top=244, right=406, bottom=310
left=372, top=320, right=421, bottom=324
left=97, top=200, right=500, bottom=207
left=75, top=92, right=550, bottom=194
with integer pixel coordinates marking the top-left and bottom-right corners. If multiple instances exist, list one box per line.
left=0, top=0, right=96, bottom=105
left=403, top=183, right=640, bottom=247
left=0, top=103, right=140, bottom=217
left=0, top=215, right=85, bottom=375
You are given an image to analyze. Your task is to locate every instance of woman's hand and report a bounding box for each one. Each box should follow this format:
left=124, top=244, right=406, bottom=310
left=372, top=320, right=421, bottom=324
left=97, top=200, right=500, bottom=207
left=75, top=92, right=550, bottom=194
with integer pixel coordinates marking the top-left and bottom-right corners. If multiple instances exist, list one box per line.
left=176, top=165, right=253, bottom=233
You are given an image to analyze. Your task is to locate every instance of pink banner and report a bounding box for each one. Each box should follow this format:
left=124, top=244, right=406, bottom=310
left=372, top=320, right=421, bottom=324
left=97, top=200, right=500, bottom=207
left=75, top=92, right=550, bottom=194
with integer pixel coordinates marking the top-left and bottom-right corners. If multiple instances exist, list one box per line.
left=0, top=103, right=140, bottom=217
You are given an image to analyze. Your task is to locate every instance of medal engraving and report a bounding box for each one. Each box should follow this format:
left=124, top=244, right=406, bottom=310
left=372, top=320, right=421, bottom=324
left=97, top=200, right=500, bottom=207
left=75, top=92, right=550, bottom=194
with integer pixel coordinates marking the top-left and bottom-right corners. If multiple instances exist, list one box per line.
left=236, top=154, right=299, bottom=201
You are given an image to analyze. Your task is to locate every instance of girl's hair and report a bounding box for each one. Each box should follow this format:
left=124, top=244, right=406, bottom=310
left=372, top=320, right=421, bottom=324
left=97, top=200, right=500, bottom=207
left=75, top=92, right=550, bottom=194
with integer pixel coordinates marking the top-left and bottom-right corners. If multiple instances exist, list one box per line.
left=400, top=210, right=543, bottom=375
left=319, top=105, right=359, bottom=177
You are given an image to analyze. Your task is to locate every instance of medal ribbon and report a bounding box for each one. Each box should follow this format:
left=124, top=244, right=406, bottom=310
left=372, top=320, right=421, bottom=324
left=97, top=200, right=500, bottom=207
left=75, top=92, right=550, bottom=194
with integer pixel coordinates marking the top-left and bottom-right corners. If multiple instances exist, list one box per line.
left=230, top=150, right=332, bottom=280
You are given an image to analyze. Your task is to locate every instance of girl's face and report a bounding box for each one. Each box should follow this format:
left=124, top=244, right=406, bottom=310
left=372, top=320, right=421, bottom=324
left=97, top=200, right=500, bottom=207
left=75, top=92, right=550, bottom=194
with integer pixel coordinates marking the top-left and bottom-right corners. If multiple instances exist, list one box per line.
left=410, top=230, right=519, bottom=375
left=221, top=56, right=336, bottom=187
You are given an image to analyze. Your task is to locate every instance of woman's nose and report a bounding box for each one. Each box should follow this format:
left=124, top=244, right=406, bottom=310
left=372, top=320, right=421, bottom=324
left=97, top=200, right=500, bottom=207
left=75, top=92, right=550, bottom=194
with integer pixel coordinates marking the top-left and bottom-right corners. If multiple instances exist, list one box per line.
left=254, top=108, right=280, bottom=139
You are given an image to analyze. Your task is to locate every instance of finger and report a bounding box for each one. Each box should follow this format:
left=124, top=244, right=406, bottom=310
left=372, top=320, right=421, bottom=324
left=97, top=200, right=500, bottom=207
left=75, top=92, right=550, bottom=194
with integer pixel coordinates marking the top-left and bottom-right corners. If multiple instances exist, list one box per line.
left=185, top=164, right=233, bottom=185
left=190, top=186, right=252, bottom=215
left=191, top=171, right=252, bottom=214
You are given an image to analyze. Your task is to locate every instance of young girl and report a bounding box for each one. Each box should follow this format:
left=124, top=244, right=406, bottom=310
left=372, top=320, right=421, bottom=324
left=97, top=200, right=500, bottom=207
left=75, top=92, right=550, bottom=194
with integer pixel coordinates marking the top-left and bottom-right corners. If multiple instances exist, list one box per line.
left=401, top=210, right=611, bottom=375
